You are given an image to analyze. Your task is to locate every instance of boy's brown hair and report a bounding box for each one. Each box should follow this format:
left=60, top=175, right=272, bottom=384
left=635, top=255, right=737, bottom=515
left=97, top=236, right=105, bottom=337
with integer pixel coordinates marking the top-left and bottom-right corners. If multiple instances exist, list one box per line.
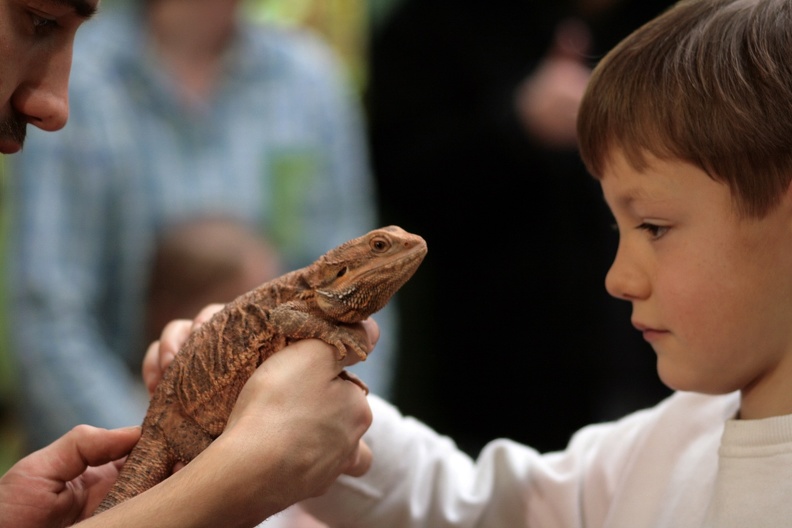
left=577, top=0, right=792, bottom=217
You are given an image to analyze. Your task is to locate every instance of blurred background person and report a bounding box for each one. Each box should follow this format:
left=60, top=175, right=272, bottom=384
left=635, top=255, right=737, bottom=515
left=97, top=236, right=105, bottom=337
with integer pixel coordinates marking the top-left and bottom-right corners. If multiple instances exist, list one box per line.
left=5, top=0, right=394, bottom=456
left=367, top=0, right=675, bottom=455
left=143, top=216, right=282, bottom=347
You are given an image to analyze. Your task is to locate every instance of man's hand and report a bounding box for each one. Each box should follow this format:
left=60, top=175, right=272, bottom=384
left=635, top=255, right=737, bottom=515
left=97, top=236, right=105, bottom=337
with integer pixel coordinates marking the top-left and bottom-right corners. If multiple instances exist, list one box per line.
left=140, top=303, right=377, bottom=511
left=218, top=335, right=374, bottom=504
left=0, top=304, right=377, bottom=528
left=0, top=425, right=140, bottom=528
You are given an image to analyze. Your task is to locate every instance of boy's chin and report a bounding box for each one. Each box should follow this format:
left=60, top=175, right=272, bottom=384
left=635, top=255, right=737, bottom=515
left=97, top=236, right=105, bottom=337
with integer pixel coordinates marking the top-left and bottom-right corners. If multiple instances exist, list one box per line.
left=657, top=361, right=737, bottom=396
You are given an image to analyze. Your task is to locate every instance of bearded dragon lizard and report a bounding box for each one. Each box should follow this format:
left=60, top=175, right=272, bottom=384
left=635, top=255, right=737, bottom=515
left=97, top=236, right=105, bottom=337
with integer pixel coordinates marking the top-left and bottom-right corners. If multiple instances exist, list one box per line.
left=94, top=225, right=426, bottom=514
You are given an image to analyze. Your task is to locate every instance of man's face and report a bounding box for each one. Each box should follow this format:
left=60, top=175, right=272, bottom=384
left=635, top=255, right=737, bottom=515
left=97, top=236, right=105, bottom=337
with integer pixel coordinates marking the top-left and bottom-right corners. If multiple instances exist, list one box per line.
left=0, top=0, right=98, bottom=153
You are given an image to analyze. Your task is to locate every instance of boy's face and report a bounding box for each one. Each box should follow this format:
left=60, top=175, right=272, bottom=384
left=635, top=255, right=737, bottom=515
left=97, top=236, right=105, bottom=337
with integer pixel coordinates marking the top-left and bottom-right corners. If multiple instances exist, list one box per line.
left=602, top=150, right=792, bottom=418
left=0, top=0, right=98, bottom=154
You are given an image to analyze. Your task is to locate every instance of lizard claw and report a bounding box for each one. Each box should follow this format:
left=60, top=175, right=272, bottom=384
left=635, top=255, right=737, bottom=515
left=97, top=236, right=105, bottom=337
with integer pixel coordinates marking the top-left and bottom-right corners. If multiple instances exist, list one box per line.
left=336, top=346, right=368, bottom=361
left=335, top=347, right=347, bottom=361
left=339, top=325, right=371, bottom=361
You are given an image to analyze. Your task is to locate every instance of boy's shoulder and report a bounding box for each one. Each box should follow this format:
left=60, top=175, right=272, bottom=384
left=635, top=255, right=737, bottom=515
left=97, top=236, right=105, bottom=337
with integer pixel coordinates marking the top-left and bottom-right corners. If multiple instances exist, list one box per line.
left=574, top=391, right=740, bottom=460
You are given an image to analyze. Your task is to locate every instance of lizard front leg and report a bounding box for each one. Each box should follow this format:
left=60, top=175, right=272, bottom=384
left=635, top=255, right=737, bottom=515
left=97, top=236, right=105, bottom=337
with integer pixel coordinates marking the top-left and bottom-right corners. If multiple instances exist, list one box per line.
left=268, top=304, right=371, bottom=392
left=269, top=303, right=371, bottom=360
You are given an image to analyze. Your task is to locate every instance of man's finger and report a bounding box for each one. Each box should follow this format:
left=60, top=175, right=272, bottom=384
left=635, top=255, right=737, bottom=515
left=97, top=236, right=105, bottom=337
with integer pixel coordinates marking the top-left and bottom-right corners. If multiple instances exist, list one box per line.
left=142, top=339, right=164, bottom=395
left=29, top=425, right=141, bottom=482
left=360, top=318, right=380, bottom=349
left=192, top=303, right=224, bottom=329
left=142, top=319, right=191, bottom=394
left=273, top=336, right=373, bottom=378
left=159, top=319, right=194, bottom=363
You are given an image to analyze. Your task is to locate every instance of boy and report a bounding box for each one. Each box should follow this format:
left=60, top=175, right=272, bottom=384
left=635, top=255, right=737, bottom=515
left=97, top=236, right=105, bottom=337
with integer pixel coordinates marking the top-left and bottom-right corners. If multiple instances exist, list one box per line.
left=295, top=0, right=792, bottom=525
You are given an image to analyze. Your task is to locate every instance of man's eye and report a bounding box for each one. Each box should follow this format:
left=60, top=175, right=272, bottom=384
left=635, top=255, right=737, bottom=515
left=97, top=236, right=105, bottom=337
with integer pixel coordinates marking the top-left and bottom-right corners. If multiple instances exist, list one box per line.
left=636, top=222, right=669, bottom=240
left=31, top=13, right=59, bottom=33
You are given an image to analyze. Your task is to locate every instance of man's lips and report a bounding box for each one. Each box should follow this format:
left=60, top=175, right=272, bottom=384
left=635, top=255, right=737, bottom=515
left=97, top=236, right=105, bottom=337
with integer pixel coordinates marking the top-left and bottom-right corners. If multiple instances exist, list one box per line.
left=0, top=111, right=28, bottom=153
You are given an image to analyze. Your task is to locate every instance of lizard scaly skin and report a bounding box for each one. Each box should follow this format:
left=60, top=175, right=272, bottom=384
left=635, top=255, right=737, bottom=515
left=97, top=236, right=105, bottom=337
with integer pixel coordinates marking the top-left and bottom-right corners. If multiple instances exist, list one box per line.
left=94, top=225, right=426, bottom=514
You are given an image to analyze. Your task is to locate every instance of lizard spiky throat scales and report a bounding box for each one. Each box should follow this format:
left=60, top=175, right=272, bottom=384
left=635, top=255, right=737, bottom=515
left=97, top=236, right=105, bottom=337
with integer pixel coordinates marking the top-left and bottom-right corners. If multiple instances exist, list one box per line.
left=94, top=226, right=426, bottom=515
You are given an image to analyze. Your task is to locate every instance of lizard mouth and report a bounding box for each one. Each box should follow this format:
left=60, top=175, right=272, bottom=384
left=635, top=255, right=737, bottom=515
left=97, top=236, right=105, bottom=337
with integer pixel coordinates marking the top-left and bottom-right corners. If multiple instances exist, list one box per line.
left=317, top=243, right=427, bottom=322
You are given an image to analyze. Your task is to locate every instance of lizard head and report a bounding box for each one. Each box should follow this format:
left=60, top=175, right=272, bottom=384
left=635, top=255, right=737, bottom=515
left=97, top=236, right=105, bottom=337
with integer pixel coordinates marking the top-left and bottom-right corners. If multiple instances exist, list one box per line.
left=312, top=225, right=427, bottom=323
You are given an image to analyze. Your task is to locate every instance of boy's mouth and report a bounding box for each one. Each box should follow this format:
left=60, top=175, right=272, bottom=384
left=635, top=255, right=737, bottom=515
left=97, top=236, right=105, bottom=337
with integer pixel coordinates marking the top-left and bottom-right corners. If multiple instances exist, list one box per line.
left=632, top=321, right=668, bottom=342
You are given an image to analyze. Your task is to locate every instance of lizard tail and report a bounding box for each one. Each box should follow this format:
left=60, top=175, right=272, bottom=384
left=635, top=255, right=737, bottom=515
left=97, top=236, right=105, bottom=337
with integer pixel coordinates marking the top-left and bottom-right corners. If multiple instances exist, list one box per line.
left=93, top=425, right=172, bottom=515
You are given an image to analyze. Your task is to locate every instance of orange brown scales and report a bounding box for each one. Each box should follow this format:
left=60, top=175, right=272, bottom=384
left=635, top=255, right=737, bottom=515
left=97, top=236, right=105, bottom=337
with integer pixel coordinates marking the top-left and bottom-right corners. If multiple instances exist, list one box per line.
left=94, top=226, right=427, bottom=515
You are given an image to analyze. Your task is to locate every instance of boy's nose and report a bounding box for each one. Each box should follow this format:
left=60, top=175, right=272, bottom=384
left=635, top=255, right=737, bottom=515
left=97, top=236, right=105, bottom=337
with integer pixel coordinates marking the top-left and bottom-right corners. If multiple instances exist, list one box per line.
left=604, top=244, right=650, bottom=301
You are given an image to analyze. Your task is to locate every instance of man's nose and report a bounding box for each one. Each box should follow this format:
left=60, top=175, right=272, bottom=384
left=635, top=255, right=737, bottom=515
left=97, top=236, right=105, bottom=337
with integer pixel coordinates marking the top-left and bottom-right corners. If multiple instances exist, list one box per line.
left=12, top=52, right=72, bottom=132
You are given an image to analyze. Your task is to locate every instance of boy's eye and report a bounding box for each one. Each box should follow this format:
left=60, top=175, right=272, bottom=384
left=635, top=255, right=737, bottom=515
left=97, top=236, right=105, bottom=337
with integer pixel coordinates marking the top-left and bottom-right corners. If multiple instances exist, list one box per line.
left=636, top=222, right=669, bottom=240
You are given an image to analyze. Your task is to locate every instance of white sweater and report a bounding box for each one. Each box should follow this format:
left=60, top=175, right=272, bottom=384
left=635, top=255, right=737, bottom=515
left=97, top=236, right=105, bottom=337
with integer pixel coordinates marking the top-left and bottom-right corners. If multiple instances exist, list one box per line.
left=303, top=391, right=792, bottom=527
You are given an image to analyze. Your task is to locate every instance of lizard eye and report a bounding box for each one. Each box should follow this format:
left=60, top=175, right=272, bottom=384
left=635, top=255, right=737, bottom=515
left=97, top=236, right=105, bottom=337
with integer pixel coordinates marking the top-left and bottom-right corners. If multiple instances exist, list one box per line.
left=336, top=266, right=348, bottom=278
left=370, top=236, right=390, bottom=253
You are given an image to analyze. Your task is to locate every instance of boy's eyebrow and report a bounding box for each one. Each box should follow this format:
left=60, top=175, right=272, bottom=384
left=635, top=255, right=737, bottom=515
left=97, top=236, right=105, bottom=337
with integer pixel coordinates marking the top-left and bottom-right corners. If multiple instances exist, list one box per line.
left=608, top=187, right=653, bottom=212
left=616, top=193, right=639, bottom=209
left=52, top=0, right=98, bottom=19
